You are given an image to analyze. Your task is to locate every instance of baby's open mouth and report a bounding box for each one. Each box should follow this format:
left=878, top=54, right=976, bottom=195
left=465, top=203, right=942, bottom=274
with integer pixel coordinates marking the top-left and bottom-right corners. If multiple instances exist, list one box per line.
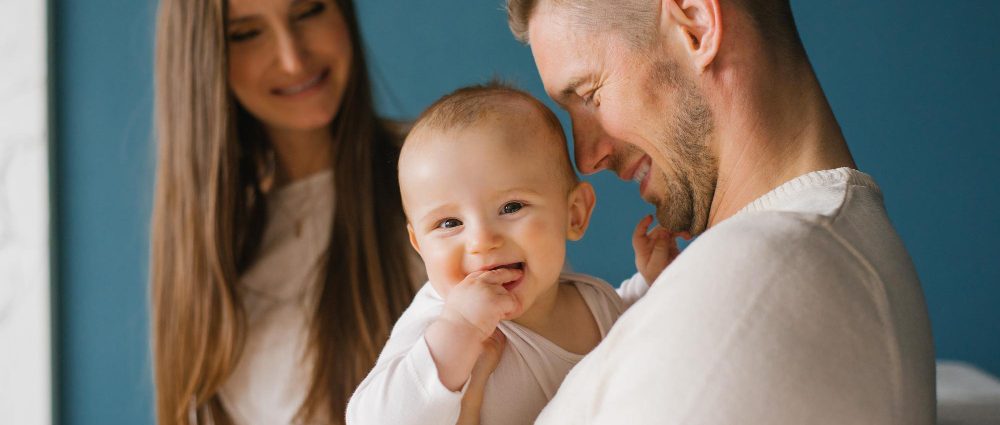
left=488, top=263, right=525, bottom=291
left=490, top=262, right=524, bottom=271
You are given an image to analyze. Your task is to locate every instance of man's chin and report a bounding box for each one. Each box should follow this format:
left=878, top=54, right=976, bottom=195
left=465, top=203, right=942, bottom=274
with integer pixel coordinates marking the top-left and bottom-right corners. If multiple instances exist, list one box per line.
left=654, top=206, right=695, bottom=235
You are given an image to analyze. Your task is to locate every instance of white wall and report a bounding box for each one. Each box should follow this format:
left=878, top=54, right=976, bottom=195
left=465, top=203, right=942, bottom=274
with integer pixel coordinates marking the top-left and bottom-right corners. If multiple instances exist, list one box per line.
left=0, top=0, right=52, bottom=423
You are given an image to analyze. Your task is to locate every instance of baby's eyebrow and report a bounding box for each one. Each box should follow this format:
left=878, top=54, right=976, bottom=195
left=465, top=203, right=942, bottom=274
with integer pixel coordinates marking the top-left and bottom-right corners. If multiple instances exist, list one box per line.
left=497, top=187, right=543, bottom=198
left=414, top=204, right=454, bottom=225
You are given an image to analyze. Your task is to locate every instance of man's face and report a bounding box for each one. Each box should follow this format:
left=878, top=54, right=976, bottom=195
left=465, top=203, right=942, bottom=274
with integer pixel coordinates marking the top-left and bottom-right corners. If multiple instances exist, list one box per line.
left=528, top=6, right=717, bottom=235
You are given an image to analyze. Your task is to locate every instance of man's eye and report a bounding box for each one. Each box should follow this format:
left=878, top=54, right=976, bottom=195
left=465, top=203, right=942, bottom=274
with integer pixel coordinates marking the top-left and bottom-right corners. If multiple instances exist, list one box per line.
left=437, top=218, right=462, bottom=229
left=501, top=202, right=524, bottom=215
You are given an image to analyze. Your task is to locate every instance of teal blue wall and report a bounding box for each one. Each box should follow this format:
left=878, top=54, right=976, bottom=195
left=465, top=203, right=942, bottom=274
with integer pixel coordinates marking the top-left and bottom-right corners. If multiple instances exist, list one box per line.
left=53, top=0, right=157, bottom=423
left=54, top=1, right=999, bottom=423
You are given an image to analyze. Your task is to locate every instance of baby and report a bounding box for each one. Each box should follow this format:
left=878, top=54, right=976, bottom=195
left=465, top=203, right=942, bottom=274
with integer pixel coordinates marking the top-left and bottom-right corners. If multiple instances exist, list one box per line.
left=346, top=83, right=677, bottom=425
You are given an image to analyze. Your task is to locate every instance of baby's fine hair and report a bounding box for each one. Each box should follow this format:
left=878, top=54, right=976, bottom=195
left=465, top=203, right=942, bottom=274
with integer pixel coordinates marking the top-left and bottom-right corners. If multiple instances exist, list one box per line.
left=406, top=81, right=579, bottom=188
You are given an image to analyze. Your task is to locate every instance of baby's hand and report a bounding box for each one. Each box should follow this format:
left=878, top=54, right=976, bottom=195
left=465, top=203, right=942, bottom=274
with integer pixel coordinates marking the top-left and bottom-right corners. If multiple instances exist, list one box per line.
left=440, top=268, right=523, bottom=341
left=632, top=215, right=681, bottom=284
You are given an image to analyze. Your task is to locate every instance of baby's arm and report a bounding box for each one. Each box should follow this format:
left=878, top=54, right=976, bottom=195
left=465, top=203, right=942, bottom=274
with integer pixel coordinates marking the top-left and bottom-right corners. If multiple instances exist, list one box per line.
left=346, top=269, right=520, bottom=425
left=345, top=286, right=465, bottom=425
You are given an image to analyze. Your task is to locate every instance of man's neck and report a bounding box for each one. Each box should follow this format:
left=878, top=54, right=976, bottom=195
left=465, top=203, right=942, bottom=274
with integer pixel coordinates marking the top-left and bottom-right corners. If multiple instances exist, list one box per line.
left=705, top=58, right=856, bottom=228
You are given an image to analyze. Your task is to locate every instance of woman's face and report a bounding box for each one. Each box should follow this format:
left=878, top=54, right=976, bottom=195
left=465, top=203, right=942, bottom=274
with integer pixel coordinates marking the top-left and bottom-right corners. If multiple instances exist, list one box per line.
left=226, top=0, right=353, bottom=132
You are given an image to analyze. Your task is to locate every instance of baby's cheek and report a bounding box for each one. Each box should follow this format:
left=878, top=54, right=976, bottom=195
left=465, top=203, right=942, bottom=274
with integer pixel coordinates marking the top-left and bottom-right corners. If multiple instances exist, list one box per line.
left=523, top=218, right=566, bottom=271
left=423, top=248, right=466, bottom=286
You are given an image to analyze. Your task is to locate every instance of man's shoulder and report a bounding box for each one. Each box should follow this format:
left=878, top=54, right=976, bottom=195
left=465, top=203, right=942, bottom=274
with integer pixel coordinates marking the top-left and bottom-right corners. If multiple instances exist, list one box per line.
left=671, top=209, right=855, bottom=277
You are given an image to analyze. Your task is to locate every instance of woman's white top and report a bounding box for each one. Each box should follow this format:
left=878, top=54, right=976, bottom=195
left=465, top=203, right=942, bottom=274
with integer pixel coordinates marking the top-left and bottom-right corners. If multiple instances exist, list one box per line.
left=345, top=272, right=649, bottom=425
left=219, top=170, right=335, bottom=425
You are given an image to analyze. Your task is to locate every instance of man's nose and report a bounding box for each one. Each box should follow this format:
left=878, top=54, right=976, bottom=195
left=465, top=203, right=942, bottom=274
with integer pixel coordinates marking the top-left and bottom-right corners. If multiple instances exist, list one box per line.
left=274, top=28, right=306, bottom=75
left=466, top=223, right=503, bottom=255
left=571, top=114, right=613, bottom=175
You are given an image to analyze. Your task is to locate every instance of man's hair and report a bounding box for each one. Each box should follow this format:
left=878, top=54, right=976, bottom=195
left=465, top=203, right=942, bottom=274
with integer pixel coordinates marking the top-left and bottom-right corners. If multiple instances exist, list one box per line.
left=406, top=81, right=579, bottom=188
left=507, top=0, right=658, bottom=48
left=507, top=0, right=802, bottom=53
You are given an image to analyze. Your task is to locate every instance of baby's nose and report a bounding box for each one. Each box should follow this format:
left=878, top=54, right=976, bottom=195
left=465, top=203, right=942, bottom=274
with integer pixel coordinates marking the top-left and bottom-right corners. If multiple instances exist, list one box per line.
left=466, top=226, right=503, bottom=254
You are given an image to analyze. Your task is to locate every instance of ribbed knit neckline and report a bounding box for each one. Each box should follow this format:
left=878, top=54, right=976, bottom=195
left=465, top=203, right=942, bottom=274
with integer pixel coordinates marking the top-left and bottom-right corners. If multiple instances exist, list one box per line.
left=737, top=167, right=880, bottom=216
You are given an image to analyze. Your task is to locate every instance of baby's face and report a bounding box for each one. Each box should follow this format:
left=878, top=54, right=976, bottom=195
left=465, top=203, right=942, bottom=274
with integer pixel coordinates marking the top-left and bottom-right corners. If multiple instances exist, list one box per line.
left=401, top=118, right=576, bottom=319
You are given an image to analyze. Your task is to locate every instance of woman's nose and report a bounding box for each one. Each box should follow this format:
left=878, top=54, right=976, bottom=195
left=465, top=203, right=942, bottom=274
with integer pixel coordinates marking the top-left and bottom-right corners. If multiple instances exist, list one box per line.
left=274, top=29, right=305, bottom=75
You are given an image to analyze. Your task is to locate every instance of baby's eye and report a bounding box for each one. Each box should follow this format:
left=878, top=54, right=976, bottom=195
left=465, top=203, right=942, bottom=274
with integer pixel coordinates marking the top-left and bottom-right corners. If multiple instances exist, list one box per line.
left=500, top=201, right=524, bottom=215
left=437, top=218, right=462, bottom=229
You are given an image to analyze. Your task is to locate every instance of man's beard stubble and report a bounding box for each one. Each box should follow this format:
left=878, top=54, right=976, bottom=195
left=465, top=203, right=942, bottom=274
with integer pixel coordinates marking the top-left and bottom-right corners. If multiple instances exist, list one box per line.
left=649, top=61, right=717, bottom=236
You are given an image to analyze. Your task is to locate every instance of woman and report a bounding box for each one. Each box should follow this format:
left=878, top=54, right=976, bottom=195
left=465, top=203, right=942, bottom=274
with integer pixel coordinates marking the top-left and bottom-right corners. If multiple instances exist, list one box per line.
left=151, top=0, right=418, bottom=423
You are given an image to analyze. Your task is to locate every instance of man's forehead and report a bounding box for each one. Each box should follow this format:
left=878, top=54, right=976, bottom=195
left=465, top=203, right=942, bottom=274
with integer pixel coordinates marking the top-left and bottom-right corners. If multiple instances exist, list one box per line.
left=527, top=9, right=598, bottom=104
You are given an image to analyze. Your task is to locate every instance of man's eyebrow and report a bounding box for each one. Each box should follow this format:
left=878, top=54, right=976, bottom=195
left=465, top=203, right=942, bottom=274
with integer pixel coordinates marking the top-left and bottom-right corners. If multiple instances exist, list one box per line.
left=558, top=77, right=586, bottom=103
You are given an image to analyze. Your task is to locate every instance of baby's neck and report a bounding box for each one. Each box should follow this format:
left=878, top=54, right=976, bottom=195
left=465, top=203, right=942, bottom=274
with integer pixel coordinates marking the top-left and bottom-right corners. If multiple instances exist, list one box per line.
left=512, top=280, right=602, bottom=355
left=511, top=278, right=565, bottom=331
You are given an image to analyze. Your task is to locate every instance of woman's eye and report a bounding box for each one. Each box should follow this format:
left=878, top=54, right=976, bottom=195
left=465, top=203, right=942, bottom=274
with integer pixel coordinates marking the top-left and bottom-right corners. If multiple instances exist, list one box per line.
left=501, top=202, right=524, bottom=215
left=228, top=29, right=260, bottom=42
left=295, top=2, right=326, bottom=20
left=438, top=218, right=462, bottom=229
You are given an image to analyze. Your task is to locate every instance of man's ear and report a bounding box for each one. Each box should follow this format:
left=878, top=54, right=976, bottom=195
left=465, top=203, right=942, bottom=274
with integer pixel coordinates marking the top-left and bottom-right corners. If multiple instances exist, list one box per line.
left=659, top=0, right=722, bottom=72
left=567, top=181, right=597, bottom=241
left=407, top=223, right=422, bottom=255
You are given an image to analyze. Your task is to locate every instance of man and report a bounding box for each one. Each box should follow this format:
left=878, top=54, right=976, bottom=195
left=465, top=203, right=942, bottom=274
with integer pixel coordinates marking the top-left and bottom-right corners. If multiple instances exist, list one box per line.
left=507, top=0, right=935, bottom=423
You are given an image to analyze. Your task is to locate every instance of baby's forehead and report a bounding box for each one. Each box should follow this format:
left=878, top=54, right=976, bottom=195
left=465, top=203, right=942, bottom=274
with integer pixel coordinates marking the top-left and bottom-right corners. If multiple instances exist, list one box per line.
left=403, top=100, right=566, bottom=162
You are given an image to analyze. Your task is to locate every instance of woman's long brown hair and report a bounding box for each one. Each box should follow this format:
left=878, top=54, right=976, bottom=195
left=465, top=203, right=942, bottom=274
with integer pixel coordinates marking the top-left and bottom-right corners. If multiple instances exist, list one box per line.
left=151, top=0, right=416, bottom=423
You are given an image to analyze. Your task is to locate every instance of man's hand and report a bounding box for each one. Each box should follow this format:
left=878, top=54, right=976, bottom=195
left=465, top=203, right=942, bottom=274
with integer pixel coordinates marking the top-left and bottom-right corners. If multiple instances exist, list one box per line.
left=425, top=268, right=522, bottom=391
left=633, top=215, right=681, bottom=284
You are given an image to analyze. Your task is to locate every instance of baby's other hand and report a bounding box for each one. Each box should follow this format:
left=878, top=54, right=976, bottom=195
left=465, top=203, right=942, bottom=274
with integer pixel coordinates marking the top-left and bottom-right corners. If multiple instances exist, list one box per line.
left=473, top=329, right=506, bottom=379
left=457, top=330, right=507, bottom=425
left=633, top=215, right=681, bottom=284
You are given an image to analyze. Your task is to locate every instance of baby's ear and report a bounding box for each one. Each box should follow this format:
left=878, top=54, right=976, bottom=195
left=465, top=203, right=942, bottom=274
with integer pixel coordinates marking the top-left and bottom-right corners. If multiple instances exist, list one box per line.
left=407, top=223, right=422, bottom=254
left=567, top=181, right=597, bottom=241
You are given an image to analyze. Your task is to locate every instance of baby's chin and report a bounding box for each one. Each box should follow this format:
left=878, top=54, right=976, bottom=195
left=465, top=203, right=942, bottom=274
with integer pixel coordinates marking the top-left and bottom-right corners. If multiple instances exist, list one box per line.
left=506, top=295, right=525, bottom=321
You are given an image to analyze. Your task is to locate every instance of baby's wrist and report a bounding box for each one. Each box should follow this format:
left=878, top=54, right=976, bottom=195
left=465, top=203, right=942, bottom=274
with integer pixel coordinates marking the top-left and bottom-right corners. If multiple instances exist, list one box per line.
left=437, top=309, right=491, bottom=342
left=425, top=316, right=486, bottom=392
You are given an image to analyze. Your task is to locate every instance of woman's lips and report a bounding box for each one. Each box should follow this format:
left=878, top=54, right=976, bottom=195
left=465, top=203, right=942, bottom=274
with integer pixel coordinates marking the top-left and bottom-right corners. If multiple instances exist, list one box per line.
left=272, top=68, right=329, bottom=96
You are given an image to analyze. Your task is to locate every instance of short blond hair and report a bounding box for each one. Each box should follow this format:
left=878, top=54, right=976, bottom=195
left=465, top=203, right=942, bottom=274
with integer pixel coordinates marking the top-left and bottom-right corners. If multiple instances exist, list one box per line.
left=506, top=0, right=658, bottom=47
left=507, top=0, right=802, bottom=52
